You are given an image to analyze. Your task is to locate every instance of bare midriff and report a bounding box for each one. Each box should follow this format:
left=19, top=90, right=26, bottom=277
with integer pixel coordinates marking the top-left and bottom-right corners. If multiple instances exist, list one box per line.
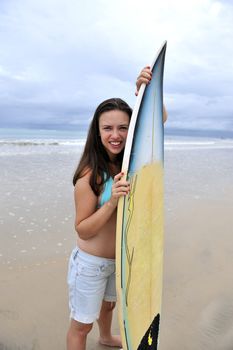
left=77, top=209, right=117, bottom=259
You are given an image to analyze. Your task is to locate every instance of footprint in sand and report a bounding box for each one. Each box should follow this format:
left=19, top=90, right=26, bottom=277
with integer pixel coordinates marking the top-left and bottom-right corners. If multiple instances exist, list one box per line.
left=198, top=296, right=233, bottom=350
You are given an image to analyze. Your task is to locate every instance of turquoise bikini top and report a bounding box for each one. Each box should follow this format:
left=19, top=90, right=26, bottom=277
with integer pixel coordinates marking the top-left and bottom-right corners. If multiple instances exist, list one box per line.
left=98, top=175, right=114, bottom=207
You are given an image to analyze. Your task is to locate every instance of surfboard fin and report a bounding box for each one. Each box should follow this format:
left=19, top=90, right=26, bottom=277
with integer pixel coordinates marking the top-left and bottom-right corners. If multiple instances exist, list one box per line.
left=137, top=313, right=160, bottom=349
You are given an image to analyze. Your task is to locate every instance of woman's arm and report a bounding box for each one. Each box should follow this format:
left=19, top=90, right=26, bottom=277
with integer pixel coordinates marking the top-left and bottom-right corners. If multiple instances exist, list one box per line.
left=135, top=66, right=168, bottom=123
left=74, top=172, right=129, bottom=240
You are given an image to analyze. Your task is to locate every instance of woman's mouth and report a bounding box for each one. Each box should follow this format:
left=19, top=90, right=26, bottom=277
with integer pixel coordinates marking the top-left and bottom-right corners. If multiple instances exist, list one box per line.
left=110, top=141, right=121, bottom=147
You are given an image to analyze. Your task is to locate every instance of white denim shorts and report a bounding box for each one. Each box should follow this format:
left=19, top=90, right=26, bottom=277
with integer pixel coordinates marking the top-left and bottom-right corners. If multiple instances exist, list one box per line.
left=67, top=247, right=116, bottom=324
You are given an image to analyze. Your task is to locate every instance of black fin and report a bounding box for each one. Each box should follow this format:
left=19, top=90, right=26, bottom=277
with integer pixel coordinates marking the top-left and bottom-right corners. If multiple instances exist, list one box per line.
left=137, top=313, right=160, bottom=349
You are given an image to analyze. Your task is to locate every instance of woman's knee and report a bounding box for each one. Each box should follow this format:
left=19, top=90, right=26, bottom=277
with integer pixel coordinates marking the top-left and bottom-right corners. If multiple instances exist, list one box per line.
left=69, top=319, right=93, bottom=337
left=102, top=300, right=116, bottom=312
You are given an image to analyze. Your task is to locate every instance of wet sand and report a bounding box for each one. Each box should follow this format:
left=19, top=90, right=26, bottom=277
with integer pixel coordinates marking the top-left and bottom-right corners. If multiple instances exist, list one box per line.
left=160, top=196, right=233, bottom=350
left=0, top=145, right=233, bottom=349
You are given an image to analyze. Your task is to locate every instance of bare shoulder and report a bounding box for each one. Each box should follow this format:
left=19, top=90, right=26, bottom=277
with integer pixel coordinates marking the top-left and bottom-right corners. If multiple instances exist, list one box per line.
left=74, top=169, right=98, bottom=209
left=74, top=169, right=92, bottom=193
left=73, top=169, right=98, bottom=224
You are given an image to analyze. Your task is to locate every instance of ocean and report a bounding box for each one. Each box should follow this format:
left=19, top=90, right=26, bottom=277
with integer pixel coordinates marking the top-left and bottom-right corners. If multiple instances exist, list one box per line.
left=1, top=127, right=233, bottom=157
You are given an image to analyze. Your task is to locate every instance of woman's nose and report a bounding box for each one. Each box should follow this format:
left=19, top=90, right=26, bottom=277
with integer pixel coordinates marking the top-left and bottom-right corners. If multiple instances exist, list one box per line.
left=112, top=129, right=120, bottom=138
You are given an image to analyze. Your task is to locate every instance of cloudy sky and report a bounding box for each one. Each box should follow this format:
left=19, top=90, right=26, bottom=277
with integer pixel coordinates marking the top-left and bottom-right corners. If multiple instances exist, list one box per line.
left=0, top=0, right=232, bottom=132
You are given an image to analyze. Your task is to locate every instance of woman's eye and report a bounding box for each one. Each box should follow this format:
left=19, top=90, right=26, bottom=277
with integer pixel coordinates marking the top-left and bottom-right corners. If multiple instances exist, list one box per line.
left=120, top=126, right=128, bottom=130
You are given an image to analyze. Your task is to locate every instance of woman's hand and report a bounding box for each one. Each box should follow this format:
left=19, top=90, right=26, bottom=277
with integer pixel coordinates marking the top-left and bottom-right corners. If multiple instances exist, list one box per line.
left=109, top=172, right=130, bottom=208
left=135, top=66, right=152, bottom=96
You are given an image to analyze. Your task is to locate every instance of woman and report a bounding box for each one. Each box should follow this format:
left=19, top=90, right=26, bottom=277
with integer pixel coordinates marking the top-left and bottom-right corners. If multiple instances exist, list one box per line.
left=66, top=67, right=166, bottom=350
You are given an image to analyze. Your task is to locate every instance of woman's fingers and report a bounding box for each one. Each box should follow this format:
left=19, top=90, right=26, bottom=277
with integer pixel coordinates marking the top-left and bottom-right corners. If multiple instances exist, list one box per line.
left=137, top=70, right=152, bottom=80
left=112, top=188, right=130, bottom=198
left=114, top=172, right=129, bottom=185
left=112, top=177, right=130, bottom=194
left=137, top=71, right=152, bottom=83
left=114, top=179, right=129, bottom=187
left=112, top=172, right=130, bottom=203
left=113, top=183, right=130, bottom=191
left=136, top=77, right=150, bottom=90
left=135, top=66, right=152, bottom=95
left=114, top=172, right=124, bottom=183
left=139, top=66, right=152, bottom=79
left=113, top=183, right=130, bottom=195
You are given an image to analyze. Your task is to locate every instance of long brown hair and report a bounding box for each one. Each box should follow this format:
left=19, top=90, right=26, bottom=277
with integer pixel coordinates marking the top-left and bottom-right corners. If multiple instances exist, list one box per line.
left=73, top=98, right=132, bottom=195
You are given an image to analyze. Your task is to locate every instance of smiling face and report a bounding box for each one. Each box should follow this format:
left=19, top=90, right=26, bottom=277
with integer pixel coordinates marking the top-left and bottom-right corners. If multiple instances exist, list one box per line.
left=99, top=109, right=130, bottom=161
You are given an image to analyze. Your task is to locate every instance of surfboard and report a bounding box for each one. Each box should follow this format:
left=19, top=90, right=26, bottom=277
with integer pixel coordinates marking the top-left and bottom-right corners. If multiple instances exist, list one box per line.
left=116, top=41, right=167, bottom=350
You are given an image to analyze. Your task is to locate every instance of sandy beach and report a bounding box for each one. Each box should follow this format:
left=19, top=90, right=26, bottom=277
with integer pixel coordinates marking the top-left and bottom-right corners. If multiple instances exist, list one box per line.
left=1, top=139, right=233, bottom=349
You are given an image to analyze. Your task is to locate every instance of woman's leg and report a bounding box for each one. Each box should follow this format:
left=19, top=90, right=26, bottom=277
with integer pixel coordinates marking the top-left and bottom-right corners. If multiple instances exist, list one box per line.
left=67, top=319, right=93, bottom=350
left=97, top=300, right=122, bottom=348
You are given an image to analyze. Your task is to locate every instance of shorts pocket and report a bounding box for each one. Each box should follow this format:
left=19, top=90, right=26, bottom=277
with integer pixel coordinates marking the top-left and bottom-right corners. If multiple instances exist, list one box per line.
left=67, top=256, right=76, bottom=285
left=77, top=263, right=100, bottom=277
